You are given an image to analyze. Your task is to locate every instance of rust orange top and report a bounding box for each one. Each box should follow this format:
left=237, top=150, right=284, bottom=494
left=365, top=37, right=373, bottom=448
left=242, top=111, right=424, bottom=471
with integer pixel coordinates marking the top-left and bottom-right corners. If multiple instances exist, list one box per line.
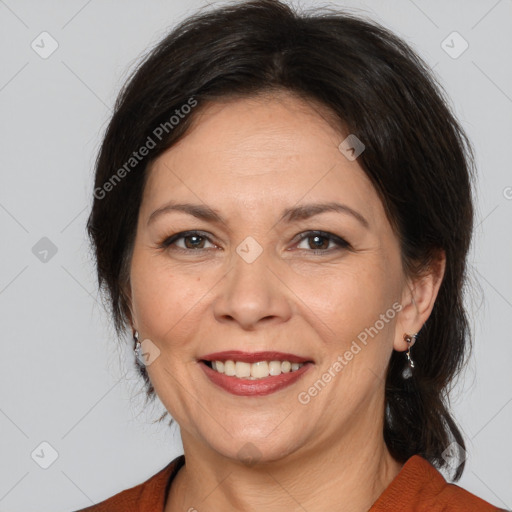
left=73, top=454, right=504, bottom=511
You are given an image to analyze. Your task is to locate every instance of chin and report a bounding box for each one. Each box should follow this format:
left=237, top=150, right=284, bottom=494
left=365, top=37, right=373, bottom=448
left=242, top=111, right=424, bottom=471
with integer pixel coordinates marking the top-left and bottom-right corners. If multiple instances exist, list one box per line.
left=194, top=419, right=308, bottom=466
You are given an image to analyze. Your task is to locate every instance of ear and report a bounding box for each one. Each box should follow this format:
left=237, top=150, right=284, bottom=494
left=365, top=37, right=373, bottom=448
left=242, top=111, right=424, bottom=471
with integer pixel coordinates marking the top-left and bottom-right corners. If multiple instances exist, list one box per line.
left=394, top=250, right=446, bottom=352
left=121, top=280, right=138, bottom=334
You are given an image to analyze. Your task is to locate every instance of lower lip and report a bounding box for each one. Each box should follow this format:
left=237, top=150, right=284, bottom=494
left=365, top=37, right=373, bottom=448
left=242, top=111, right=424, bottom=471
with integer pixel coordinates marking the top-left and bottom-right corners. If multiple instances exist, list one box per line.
left=199, top=361, right=312, bottom=396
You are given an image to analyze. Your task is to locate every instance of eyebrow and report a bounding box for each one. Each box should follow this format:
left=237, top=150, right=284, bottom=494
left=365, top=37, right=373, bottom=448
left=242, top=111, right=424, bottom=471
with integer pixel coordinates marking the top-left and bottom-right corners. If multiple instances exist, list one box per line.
left=147, top=201, right=369, bottom=229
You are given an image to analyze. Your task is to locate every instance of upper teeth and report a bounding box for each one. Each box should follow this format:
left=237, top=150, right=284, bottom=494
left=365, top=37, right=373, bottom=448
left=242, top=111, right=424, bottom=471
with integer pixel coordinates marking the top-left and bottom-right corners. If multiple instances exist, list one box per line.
left=211, top=360, right=304, bottom=379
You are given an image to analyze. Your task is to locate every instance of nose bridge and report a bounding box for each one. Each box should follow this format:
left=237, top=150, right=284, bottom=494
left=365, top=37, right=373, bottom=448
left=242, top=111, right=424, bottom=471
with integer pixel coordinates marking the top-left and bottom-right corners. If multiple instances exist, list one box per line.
left=212, top=235, right=291, bottom=328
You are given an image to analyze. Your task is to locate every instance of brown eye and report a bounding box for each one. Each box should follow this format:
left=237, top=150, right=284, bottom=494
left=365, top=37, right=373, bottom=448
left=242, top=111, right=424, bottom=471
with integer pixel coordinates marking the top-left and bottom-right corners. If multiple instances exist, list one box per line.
left=306, top=234, right=330, bottom=250
left=295, top=231, right=350, bottom=253
left=181, top=234, right=207, bottom=249
left=160, top=231, right=216, bottom=251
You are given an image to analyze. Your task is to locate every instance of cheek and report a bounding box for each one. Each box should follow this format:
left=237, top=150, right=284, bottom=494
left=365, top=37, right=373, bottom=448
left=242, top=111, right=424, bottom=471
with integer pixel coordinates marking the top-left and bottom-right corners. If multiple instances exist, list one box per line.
left=310, top=262, right=396, bottom=328
left=129, top=250, right=201, bottom=340
left=307, top=258, right=400, bottom=378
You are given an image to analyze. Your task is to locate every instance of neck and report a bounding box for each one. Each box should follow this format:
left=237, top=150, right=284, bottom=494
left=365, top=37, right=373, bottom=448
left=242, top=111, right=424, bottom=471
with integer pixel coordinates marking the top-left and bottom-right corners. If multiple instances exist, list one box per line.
left=167, top=423, right=402, bottom=512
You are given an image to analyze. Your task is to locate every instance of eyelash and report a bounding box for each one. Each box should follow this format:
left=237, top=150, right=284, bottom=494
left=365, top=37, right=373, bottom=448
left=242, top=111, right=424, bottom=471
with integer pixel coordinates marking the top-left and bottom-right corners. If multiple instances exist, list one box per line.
left=158, top=230, right=351, bottom=255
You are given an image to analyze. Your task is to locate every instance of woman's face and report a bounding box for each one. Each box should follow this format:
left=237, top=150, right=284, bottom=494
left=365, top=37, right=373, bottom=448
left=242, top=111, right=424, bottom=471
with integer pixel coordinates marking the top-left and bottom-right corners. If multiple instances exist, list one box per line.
left=128, top=92, right=414, bottom=464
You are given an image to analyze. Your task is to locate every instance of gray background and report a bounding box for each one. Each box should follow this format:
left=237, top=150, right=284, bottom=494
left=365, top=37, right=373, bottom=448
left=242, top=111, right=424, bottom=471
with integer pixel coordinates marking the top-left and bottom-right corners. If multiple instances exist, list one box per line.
left=1, top=0, right=511, bottom=510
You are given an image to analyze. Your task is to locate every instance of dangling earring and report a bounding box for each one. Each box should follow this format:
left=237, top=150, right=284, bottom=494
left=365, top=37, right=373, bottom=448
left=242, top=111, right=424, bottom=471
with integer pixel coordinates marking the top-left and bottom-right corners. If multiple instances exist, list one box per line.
left=133, top=330, right=143, bottom=364
left=402, top=332, right=418, bottom=379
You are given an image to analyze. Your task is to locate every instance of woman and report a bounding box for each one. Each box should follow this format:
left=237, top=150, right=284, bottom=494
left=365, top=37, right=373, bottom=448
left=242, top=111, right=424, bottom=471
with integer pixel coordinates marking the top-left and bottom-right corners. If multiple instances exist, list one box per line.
left=77, top=0, right=503, bottom=510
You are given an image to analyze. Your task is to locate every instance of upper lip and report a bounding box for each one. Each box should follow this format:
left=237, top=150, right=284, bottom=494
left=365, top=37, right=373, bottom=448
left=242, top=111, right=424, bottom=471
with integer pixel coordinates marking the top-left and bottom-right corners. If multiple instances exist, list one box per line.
left=199, top=351, right=312, bottom=364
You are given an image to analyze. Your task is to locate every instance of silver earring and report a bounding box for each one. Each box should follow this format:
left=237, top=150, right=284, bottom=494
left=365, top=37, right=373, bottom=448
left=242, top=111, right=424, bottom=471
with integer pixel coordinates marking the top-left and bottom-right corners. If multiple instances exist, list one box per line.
left=402, top=332, right=418, bottom=379
left=133, top=331, right=143, bottom=363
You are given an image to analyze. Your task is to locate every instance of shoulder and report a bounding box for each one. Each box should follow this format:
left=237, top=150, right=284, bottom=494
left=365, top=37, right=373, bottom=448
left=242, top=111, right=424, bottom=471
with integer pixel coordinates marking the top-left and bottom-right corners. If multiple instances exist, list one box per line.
left=71, top=455, right=185, bottom=512
left=370, top=455, right=504, bottom=511
left=433, top=482, right=506, bottom=511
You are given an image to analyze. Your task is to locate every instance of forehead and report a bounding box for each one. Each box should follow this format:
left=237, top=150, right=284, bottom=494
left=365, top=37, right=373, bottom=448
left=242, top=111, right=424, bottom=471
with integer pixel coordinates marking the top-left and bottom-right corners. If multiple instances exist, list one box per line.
left=142, top=93, right=384, bottom=229
left=169, top=92, right=344, bottom=160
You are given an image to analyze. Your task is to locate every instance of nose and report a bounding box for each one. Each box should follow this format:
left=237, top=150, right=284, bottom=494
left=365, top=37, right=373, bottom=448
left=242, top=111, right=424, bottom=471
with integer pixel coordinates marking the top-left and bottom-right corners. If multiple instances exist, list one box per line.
left=212, top=246, right=293, bottom=331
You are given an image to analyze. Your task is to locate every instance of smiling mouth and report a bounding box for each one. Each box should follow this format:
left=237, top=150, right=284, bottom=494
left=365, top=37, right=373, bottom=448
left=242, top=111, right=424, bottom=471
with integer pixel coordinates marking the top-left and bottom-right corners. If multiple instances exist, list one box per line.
left=198, top=349, right=314, bottom=396
left=202, top=359, right=306, bottom=380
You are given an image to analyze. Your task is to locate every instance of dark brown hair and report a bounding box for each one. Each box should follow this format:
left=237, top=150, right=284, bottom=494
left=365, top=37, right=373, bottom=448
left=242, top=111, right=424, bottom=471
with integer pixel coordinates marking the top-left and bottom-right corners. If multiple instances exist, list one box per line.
left=87, top=0, right=475, bottom=479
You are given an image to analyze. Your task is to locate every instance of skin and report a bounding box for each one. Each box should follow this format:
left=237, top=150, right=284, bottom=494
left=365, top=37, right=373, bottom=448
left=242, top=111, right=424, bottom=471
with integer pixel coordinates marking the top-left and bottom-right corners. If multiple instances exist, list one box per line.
left=127, top=91, right=445, bottom=512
